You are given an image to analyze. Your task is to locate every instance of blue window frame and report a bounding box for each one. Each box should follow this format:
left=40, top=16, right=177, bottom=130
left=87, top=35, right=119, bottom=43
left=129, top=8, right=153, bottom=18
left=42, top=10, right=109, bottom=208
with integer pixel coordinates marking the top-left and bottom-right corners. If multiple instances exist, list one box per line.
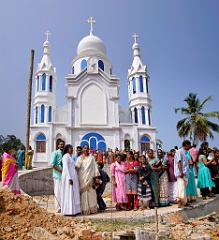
left=49, top=76, right=52, bottom=92
left=148, top=109, right=151, bottom=125
left=48, top=106, right=52, bottom=122
left=141, top=135, right=150, bottom=142
left=132, top=77, right=136, bottom=94
left=37, top=76, right=39, bottom=91
left=41, top=104, right=45, bottom=123
left=146, top=78, right=149, bottom=93
left=42, top=73, right=46, bottom=90
left=134, top=107, right=138, bottom=123
left=35, top=107, right=38, bottom=124
left=141, top=106, right=146, bottom=124
left=81, top=59, right=87, bottom=70
left=36, top=133, right=46, bottom=153
left=139, top=75, right=143, bottom=92
left=98, top=60, right=104, bottom=71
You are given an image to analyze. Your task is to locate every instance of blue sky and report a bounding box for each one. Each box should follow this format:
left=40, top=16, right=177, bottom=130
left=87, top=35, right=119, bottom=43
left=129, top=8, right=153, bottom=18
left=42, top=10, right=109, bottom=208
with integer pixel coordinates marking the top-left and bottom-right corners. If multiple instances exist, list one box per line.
left=0, top=0, right=219, bottom=150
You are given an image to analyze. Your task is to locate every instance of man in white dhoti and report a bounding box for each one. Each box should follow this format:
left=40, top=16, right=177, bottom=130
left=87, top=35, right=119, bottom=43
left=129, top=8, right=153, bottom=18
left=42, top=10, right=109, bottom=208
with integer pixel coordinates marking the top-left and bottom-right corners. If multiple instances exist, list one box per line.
left=75, top=144, right=100, bottom=215
left=51, top=140, right=64, bottom=213
left=174, top=140, right=191, bottom=208
left=61, top=144, right=81, bottom=215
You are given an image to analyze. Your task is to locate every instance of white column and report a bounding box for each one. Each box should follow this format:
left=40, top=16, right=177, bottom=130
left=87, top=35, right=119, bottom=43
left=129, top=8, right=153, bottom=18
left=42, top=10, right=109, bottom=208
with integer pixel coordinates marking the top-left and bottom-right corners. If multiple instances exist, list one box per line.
left=46, top=74, right=49, bottom=91
left=39, top=74, right=42, bottom=91
left=44, top=105, right=48, bottom=123
left=145, top=107, right=149, bottom=126
left=137, top=106, right=141, bottom=125
left=67, top=97, right=73, bottom=126
left=143, top=76, right=147, bottom=93
left=131, top=108, right=134, bottom=124
left=136, top=76, right=139, bottom=93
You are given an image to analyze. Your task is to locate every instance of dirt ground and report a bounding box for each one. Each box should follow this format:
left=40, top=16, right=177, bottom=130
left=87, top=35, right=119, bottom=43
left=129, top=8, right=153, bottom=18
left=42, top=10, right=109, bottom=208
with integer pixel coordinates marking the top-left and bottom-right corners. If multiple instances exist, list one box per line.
left=0, top=189, right=98, bottom=240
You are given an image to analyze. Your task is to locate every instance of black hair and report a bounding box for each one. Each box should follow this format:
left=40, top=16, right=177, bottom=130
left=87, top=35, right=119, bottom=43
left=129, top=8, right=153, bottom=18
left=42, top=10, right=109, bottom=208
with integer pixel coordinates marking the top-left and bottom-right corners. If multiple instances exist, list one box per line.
left=200, top=142, right=209, bottom=148
left=128, top=150, right=134, bottom=160
left=2, top=146, right=12, bottom=153
left=97, top=161, right=104, bottom=169
left=147, top=149, right=154, bottom=153
left=182, top=140, right=191, bottom=146
left=77, top=146, right=82, bottom=150
left=140, top=155, right=146, bottom=162
left=62, top=144, right=73, bottom=156
left=174, top=146, right=178, bottom=150
left=83, top=144, right=89, bottom=148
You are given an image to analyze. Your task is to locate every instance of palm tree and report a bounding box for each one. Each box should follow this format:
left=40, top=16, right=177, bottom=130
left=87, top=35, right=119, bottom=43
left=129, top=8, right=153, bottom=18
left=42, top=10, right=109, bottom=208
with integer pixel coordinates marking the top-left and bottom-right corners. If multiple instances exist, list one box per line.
left=174, top=93, right=219, bottom=144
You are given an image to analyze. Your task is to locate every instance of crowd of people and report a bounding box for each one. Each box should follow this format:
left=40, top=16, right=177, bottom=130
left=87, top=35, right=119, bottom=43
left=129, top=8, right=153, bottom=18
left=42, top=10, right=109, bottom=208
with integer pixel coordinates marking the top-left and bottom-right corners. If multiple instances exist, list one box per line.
left=1, top=139, right=219, bottom=216
left=51, top=139, right=219, bottom=215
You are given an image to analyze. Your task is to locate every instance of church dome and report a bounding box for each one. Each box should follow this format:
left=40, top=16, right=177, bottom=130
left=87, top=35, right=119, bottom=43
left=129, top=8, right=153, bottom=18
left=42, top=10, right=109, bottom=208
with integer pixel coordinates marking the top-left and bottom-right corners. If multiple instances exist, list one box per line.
left=77, top=34, right=106, bottom=56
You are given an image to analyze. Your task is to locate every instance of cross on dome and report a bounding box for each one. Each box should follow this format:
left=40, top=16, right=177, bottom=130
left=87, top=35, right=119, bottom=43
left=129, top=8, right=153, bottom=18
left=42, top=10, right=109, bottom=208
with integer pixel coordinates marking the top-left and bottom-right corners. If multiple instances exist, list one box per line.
left=87, top=17, right=96, bottom=35
left=45, top=31, right=51, bottom=41
left=132, top=33, right=138, bottom=43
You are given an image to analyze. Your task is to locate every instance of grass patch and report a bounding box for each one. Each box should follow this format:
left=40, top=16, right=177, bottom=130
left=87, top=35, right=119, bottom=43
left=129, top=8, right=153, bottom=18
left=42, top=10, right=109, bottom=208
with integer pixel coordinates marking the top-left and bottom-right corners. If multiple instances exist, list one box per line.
left=91, top=220, right=152, bottom=232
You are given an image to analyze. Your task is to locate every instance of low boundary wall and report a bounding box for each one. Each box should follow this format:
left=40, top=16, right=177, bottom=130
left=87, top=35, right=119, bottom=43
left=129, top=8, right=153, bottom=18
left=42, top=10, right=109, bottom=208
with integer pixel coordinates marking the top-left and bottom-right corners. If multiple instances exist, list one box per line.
left=19, top=167, right=54, bottom=196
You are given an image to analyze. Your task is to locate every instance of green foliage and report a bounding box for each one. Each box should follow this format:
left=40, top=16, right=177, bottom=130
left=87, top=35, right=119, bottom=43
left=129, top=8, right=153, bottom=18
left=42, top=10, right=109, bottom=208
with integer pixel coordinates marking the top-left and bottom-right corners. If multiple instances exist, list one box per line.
left=174, top=93, right=219, bottom=143
left=0, top=135, right=24, bottom=158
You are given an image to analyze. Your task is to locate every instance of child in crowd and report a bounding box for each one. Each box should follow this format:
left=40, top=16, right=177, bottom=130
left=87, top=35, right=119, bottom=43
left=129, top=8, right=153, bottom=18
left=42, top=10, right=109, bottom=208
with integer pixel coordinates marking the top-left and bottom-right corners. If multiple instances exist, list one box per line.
left=93, top=162, right=110, bottom=212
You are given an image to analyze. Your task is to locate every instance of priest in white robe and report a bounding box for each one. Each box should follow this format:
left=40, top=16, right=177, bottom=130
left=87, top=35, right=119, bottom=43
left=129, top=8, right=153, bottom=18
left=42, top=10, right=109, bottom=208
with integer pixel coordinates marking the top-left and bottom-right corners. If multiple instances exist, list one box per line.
left=61, top=144, right=81, bottom=215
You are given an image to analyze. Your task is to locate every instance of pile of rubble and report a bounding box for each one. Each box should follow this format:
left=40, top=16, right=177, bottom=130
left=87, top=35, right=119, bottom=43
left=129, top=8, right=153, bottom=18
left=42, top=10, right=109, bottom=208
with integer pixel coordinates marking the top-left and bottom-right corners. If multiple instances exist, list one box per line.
left=0, top=189, right=100, bottom=240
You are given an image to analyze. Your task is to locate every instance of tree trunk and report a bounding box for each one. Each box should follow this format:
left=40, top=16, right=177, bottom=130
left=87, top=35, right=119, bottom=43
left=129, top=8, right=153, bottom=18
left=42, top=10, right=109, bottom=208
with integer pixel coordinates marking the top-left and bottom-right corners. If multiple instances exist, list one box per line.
left=25, top=50, right=35, bottom=166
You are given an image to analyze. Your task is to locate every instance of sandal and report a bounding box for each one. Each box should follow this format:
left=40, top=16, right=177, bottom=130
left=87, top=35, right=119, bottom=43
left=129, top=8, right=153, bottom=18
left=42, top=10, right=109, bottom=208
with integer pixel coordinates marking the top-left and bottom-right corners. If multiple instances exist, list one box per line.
left=139, top=207, right=144, bottom=211
left=134, top=208, right=138, bottom=211
left=146, top=207, right=151, bottom=210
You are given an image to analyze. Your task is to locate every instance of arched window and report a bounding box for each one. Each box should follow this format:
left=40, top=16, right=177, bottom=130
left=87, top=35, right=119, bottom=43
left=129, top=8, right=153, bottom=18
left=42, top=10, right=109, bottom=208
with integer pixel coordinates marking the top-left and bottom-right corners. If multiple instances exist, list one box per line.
left=41, top=104, right=45, bottom=123
left=139, top=75, right=144, bottom=92
left=72, top=66, right=74, bottom=74
left=36, top=133, right=46, bottom=153
left=140, top=135, right=150, bottom=153
left=42, top=73, right=46, bottom=90
left=146, top=78, right=149, bottom=93
left=148, top=109, right=151, bottom=126
left=132, top=77, right=136, bottom=94
left=110, top=68, right=112, bottom=75
left=35, top=107, right=38, bottom=124
left=141, top=106, right=146, bottom=124
left=37, top=76, right=39, bottom=91
left=80, top=132, right=106, bottom=152
left=134, top=107, right=138, bottom=123
left=48, top=106, right=52, bottom=122
left=98, top=60, right=104, bottom=71
left=124, top=139, right=130, bottom=150
left=49, top=76, right=53, bottom=92
left=81, top=59, right=87, bottom=70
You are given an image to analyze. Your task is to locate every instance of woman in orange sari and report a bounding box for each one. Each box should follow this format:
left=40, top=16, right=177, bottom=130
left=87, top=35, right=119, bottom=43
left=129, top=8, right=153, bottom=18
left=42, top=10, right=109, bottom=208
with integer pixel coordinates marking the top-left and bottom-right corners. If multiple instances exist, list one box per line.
left=1, top=147, right=21, bottom=194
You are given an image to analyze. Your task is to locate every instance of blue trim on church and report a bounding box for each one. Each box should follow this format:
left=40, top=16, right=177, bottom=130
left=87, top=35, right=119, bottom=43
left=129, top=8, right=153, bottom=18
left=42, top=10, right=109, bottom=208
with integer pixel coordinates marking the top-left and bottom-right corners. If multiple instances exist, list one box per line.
left=80, top=132, right=106, bottom=152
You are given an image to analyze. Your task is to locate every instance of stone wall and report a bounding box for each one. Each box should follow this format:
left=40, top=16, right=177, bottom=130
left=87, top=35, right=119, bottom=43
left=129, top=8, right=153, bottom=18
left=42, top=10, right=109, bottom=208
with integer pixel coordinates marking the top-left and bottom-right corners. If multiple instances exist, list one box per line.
left=19, top=168, right=54, bottom=196
left=19, top=164, right=112, bottom=197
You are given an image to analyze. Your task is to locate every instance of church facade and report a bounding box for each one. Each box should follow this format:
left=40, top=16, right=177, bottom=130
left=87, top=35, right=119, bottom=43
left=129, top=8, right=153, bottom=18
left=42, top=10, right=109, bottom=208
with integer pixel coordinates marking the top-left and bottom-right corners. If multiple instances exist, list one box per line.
left=30, top=19, right=157, bottom=167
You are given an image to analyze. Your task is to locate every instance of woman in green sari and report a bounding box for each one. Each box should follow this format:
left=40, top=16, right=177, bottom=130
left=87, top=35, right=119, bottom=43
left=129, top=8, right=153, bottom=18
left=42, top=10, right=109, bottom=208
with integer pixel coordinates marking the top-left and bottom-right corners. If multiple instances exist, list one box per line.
left=147, top=149, right=162, bottom=207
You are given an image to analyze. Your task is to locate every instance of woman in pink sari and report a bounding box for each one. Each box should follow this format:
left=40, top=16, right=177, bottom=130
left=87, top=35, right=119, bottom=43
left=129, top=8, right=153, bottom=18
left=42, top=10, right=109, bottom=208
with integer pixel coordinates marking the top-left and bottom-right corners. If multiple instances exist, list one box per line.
left=111, top=154, right=127, bottom=210
left=1, top=147, right=21, bottom=194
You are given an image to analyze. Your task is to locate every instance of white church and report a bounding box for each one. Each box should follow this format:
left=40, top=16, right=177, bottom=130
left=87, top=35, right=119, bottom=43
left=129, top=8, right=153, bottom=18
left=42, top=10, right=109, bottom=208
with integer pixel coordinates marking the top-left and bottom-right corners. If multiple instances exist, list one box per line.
left=30, top=18, right=157, bottom=167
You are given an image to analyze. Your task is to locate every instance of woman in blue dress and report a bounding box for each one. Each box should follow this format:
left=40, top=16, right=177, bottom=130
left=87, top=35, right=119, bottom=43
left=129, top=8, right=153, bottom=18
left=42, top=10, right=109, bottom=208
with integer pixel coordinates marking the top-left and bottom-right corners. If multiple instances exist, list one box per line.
left=186, top=150, right=198, bottom=202
left=197, top=148, right=215, bottom=199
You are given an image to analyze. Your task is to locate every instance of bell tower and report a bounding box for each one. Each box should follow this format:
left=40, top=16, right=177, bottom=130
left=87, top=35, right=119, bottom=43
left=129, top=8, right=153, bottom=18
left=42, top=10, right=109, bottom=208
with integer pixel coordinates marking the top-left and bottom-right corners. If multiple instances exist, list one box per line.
left=127, top=34, right=152, bottom=126
left=33, top=31, right=57, bottom=125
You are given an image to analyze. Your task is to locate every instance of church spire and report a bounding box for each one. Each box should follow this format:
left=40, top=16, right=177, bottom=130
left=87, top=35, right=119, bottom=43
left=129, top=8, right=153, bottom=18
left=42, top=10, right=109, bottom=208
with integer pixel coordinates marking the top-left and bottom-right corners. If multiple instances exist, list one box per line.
left=127, top=34, right=152, bottom=126
left=87, top=16, right=96, bottom=36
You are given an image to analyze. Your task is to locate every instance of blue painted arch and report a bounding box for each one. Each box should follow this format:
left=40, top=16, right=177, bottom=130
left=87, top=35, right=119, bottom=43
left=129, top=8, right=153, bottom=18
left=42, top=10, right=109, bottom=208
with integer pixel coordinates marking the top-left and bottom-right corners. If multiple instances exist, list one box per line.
left=80, top=132, right=106, bottom=152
